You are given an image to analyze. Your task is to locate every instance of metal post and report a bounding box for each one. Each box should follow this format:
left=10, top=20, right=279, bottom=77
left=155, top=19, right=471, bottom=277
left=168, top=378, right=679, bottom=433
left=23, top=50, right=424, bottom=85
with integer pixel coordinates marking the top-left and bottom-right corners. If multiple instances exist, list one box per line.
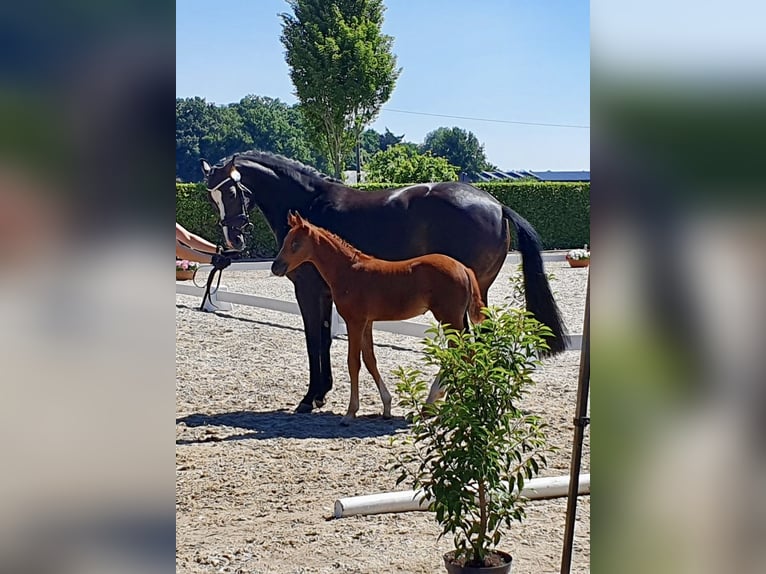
left=355, top=137, right=362, bottom=184
left=560, top=273, right=590, bottom=574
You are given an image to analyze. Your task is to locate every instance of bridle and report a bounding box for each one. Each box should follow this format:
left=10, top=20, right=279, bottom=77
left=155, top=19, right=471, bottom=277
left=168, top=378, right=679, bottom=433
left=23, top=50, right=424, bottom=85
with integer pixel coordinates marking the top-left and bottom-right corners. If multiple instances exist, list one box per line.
left=207, top=167, right=255, bottom=236
left=198, top=159, right=257, bottom=312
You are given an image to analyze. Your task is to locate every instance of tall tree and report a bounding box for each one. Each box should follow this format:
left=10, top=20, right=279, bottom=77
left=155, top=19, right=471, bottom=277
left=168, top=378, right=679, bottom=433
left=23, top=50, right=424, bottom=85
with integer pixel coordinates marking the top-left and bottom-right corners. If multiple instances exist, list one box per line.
left=280, top=0, right=400, bottom=178
left=421, top=126, right=496, bottom=178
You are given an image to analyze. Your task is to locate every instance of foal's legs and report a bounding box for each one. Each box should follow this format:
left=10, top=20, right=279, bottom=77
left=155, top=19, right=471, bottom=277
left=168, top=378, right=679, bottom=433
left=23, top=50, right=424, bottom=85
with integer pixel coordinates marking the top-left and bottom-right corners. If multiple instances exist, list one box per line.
left=341, top=319, right=365, bottom=426
left=361, top=323, right=392, bottom=418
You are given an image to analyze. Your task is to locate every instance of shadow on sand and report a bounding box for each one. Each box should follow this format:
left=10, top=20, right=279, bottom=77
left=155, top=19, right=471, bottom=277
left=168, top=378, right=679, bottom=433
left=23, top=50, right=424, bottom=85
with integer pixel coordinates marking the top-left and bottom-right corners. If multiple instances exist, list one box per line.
left=176, top=409, right=409, bottom=444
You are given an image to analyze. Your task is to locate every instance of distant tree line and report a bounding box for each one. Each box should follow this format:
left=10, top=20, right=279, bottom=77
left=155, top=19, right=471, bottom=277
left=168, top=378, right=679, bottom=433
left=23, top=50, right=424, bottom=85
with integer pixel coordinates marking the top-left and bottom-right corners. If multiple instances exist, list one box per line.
left=176, top=95, right=496, bottom=183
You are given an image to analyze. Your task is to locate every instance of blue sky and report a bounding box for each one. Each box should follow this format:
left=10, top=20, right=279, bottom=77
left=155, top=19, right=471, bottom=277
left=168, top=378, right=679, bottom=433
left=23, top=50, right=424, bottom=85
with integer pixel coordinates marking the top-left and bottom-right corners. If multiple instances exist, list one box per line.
left=177, top=0, right=590, bottom=170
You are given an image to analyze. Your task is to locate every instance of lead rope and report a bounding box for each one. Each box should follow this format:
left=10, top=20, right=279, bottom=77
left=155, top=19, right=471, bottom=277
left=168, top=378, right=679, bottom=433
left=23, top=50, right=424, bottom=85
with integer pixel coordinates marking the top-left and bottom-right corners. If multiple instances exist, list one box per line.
left=196, top=245, right=263, bottom=312
left=199, top=264, right=225, bottom=312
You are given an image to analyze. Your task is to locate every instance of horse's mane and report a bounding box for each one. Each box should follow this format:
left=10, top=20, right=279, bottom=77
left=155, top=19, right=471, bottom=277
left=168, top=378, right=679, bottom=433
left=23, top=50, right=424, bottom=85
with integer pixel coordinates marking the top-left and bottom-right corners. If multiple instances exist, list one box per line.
left=311, top=223, right=371, bottom=262
left=221, top=150, right=343, bottom=184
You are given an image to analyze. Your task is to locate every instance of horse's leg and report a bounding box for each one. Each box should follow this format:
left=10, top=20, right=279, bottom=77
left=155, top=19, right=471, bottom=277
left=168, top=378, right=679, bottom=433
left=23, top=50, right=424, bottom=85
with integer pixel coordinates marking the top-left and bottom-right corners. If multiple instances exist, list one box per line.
left=361, top=322, right=392, bottom=419
left=341, top=319, right=364, bottom=425
left=290, top=268, right=330, bottom=413
left=314, top=288, right=334, bottom=408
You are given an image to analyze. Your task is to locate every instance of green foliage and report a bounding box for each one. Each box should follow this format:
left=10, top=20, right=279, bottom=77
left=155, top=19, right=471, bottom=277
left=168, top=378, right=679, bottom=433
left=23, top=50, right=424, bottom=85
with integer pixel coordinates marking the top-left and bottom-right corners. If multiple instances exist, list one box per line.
left=176, top=181, right=589, bottom=256
left=280, top=0, right=400, bottom=178
left=176, top=97, right=246, bottom=183
left=392, top=307, right=554, bottom=565
left=236, top=95, right=323, bottom=169
left=176, top=96, right=325, bottom=182
left=343, top=127, right=385, bottom=171
left=364, top=144, right=458, bottom=183
left=422, top=126, right=496, bottom=177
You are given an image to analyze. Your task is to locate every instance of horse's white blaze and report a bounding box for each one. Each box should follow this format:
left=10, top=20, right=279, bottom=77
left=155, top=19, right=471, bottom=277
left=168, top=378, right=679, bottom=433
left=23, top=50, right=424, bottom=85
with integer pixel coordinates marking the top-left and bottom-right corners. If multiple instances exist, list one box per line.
left=209, top=188, right=226, bottom=220
left=210, top=188, right=235, bottom=247
left=221, top=225, right=234, bottom=248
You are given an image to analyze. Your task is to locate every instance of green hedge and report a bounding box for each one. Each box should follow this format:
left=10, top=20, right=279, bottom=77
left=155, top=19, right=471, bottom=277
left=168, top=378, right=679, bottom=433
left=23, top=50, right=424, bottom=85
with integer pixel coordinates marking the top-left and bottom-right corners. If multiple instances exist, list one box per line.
left=176, top=181, right=589, bottom=255
left=477, top=181, right=590, bottom=250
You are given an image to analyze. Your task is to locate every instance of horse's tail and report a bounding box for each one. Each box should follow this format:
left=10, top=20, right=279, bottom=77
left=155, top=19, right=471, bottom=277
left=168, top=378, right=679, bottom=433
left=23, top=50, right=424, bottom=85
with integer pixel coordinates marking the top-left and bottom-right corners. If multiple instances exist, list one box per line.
left=464, top=267, right=486, bottom=325
left=502, top=205, right=569, bottom=355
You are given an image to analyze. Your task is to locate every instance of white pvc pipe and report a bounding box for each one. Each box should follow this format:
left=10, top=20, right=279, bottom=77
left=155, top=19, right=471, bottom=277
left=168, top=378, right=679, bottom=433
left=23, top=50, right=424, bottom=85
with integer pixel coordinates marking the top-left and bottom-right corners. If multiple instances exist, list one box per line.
left=334, top=474, right=590, bottom=519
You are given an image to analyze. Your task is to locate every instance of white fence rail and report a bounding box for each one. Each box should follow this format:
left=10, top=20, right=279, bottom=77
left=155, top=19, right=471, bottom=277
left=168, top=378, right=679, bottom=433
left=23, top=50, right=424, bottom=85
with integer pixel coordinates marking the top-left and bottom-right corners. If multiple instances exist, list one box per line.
left=177, top=252, right=582, bottom=351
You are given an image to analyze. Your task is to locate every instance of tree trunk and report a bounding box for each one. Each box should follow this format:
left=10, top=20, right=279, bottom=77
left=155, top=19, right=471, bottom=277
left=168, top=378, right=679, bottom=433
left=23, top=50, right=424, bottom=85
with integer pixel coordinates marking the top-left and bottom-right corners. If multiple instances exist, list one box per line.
left=474, top=481, right=488, bottom=564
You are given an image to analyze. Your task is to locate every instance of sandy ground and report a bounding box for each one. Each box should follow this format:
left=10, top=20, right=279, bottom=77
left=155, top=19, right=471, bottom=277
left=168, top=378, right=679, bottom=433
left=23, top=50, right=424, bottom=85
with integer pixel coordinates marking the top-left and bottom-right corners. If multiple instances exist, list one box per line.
left=176, top=260, right=590, bottom=573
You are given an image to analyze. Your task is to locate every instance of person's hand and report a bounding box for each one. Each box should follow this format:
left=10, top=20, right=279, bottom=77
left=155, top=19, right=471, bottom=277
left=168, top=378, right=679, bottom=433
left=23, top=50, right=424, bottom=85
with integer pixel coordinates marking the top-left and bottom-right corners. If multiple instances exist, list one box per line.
left=220, top=249, right=242, bottom=259
left=216, top=246, right=243, bottom=259
left=211, top=253, right=232, bottom=270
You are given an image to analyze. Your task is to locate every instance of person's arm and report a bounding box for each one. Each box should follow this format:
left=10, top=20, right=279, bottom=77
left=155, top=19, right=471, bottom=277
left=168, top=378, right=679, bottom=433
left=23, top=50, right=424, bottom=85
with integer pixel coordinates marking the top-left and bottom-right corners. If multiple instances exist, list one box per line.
left=176, top=222, right=218, bottom=254
left=176, top=241, right=214, bottom=264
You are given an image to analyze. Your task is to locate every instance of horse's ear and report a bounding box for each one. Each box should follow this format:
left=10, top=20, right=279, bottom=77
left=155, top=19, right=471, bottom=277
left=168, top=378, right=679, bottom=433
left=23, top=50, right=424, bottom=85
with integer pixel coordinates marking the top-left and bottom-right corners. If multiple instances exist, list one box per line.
left=200, top=159, right=211, bottom=176
left=287, top=211, right=299, bottom=227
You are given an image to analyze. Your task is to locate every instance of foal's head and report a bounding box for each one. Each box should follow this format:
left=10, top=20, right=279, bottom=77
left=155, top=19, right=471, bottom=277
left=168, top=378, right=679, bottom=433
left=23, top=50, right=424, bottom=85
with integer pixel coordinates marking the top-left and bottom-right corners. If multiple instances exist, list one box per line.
left=271, top=212, right=316, bottom=276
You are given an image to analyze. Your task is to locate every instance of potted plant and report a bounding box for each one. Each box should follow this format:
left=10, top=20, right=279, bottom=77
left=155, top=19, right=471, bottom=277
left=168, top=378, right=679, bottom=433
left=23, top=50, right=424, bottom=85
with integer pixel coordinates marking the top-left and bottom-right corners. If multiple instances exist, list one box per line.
left=565, top=245, right=590, bottom=268
left=176, top=259, right=199, bottom=281
left=393, top=307, right=554, bottom=573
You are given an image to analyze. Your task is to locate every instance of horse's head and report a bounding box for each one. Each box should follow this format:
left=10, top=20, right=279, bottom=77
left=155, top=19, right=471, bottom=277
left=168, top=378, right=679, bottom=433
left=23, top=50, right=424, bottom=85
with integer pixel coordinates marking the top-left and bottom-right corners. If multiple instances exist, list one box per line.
left=200, top=156, right=253, bottom=251
left=271, top=212, right=314, bottom=276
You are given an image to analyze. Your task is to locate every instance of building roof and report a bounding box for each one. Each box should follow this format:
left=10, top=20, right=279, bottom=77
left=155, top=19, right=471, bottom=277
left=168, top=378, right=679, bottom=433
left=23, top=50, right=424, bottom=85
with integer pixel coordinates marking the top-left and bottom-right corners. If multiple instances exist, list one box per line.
left=468, top=170, right=589, bottom=182
left=528, top=170, right=590, bottom=182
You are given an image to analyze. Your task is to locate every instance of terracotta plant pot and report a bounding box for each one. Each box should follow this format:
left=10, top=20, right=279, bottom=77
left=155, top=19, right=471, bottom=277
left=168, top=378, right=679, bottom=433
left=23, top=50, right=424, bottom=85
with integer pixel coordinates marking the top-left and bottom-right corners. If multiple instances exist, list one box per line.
left=176, top=268, right=196, bottom=281
left=443, top=551, right=512, bottom=574
left=566, top=256, right=590, bottom=268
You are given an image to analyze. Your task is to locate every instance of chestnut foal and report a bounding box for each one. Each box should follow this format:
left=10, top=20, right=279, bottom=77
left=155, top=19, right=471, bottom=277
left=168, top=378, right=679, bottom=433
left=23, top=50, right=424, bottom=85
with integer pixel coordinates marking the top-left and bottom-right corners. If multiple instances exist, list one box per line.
left=272, top=213, right=485, bottom=425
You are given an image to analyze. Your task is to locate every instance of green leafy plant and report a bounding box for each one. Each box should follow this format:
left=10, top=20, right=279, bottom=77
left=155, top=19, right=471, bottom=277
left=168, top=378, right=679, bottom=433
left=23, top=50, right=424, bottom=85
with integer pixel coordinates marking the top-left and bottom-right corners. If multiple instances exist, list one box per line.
left=392, top=307, right=554, bottom=568
left=365, top=144, right=458, bottom=183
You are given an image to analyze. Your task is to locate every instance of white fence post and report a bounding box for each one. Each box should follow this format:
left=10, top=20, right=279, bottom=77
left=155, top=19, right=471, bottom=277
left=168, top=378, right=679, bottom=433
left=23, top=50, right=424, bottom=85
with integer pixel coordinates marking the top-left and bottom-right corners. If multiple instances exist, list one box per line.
left=201, top=285, right=232, bottom=313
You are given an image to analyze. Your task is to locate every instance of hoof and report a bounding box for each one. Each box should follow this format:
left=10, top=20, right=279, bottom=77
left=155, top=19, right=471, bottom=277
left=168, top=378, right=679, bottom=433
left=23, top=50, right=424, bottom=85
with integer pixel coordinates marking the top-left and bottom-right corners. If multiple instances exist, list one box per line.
left=313, top=397, right=325, bottom=409
left=295, top=402, right=313, bottom=414
left=382, top=412, right=392, bottom=420
left=340, top=417, right=351, bottom=427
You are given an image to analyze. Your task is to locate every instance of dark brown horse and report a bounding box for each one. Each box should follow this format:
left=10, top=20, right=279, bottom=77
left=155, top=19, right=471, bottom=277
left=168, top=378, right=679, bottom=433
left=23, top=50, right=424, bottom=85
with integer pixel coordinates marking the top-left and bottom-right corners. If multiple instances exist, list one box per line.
left=272, top=213, right=485, bottom=424
left=200, top=151, right=567, bottom=413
